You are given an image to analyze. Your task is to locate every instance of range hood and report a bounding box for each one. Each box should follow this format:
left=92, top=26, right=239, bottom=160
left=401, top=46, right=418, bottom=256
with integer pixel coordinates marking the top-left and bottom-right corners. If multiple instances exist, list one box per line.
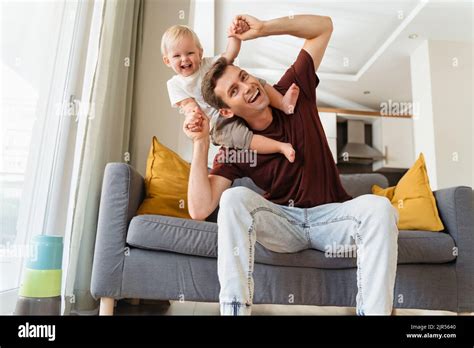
left=338, top=120, right=384, bottom=164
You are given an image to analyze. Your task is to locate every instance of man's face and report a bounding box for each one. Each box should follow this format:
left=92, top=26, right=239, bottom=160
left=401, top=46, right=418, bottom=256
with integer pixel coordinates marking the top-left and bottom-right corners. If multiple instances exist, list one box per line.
left=214, top=65, right=270, bottom=119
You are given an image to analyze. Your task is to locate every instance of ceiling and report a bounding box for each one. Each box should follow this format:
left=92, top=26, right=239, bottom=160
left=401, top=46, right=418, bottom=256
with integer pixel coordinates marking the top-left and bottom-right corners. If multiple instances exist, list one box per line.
left=215, top=0, right=473, bottom=110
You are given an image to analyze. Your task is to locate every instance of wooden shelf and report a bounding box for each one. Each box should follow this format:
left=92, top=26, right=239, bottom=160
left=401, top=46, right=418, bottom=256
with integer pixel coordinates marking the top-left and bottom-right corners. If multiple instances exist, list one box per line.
left=318, top=106, right=412, bottom=118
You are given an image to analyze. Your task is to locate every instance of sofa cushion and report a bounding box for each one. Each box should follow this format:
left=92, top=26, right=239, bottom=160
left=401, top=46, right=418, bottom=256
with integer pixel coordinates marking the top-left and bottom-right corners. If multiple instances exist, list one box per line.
left=127, top=214, right=456, bottom=269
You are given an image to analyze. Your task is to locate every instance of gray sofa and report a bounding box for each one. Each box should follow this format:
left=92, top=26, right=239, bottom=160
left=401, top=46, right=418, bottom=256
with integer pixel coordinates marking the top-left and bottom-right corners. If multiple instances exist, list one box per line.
left=90, top=163, right=474, bottom=314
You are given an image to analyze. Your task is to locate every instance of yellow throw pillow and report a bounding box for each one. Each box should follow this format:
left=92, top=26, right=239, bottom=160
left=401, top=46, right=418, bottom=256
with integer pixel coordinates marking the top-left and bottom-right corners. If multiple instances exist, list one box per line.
left=371, top=185, right=395, bottom=200
left=137, top=136, right=191, bottom=219
left=372, top=153, right=444, bottom=231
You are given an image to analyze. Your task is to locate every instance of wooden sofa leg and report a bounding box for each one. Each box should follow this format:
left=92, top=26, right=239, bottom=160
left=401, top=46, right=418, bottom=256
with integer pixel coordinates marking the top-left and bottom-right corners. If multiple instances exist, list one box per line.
left=99, top=297, right=115, bottom=315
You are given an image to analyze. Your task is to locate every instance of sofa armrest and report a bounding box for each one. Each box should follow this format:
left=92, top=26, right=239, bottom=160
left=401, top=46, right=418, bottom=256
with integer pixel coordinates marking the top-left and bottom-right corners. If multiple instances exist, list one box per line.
left=434, top=186, right=474, bottom=312
left=91, top=163, right=145, bottom=299
left=434, top=186, right=473, bottom=244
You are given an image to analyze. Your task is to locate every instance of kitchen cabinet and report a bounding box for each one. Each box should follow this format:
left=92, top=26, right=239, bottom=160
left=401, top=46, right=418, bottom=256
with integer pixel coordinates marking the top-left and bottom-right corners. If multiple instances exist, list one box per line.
left=317, top=108, right=415, bottom=169
left=372, top=116, right=415, bottom=170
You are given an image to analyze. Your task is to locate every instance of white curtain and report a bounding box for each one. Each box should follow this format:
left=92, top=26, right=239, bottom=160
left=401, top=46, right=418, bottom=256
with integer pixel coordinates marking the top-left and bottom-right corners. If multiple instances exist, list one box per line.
left=2, top=0, right=82, bottom=313
left=61, top=0, right=144, bottom=315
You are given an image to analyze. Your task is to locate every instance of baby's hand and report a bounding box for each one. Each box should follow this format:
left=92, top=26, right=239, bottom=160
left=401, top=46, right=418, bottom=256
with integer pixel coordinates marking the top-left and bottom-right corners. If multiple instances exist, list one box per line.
left=227, top=24, right=236, bottom=38
left=228, top=19, right=250, bottom=37
left=184, top=106, right=205, bottom=132
left=183, top=108, right=210, bottom=141
left=233, top=18, right=250, bottom=34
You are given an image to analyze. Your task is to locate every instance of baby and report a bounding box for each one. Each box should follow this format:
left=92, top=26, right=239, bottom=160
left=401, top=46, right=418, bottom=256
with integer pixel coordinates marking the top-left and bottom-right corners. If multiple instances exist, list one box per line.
left=162, top=23, right=299, bottom=162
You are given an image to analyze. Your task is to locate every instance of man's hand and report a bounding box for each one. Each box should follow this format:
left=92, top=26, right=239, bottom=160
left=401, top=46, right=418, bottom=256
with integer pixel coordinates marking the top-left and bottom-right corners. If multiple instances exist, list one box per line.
left=230, top=15, right=264, bottom=41
left=183, top=106, right=210, bottom=142
left=232, top=14, right=333, bottom=71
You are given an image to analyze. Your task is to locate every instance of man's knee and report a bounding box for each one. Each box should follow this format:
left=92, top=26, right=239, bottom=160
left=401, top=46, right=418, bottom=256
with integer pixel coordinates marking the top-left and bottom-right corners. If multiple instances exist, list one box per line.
left=217, top=187, right=259, bottom=235
left=377, top=195, right=398, bottom=223
left=219, top=186, right=258, bottom=211
left=359, top=194, right=398, bottom=224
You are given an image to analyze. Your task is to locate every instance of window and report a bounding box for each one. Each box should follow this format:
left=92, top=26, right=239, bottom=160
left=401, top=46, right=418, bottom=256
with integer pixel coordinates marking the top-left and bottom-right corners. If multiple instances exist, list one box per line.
left=0, top=0, right=83, bottom=294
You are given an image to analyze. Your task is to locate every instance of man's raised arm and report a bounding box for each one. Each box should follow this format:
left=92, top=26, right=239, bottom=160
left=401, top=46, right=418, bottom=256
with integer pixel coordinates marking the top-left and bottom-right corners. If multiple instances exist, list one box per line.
left=183, top=110, right=232, bottom=220
left=233, top=14, right=333, bottom=72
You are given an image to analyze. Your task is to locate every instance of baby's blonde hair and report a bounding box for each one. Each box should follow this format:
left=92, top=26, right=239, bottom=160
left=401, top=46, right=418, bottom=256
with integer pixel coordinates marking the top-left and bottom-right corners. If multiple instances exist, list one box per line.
left=161, top=25, right=203, bottom=56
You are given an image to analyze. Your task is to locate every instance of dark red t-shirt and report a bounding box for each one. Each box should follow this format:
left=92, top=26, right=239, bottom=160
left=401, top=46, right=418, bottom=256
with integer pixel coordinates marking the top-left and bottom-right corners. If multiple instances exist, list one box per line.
left=210, top=49, right=352, bottom=208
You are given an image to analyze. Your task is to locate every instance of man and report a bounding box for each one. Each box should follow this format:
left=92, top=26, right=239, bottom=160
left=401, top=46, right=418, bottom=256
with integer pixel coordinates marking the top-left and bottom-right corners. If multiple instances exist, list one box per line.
left=182, top=14, right=399, bottom=316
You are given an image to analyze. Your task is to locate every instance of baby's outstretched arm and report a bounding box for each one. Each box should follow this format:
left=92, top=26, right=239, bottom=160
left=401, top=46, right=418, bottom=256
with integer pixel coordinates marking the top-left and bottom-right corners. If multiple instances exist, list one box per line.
left=222, top=19, right=250, bottom=63
left=222, top=37, right=241, bottom=64
left=263, top=83, right=300, bottom=115
left=177, top=97, right=198, bottom=113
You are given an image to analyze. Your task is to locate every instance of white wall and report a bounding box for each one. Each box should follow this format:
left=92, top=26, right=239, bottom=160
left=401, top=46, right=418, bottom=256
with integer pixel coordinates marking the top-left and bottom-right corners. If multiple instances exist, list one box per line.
left=429, top=40, right=473, bottom=190
left=410, top=39, right=473, bottom=190
left=130, top=0, right=191, bottom=176
left=410, top=40, right=438, bottom=188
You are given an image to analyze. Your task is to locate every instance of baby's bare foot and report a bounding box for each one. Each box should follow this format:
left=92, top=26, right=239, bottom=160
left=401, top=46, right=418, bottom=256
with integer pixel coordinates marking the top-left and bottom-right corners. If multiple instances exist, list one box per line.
left=282, top=83, right=300, bottom=114
left=281, top=143, right=296, bottom=163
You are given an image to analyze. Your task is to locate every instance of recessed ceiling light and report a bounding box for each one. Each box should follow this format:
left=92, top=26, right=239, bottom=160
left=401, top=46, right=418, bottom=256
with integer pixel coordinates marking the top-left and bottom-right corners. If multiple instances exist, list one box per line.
left=363, top=91, right=370, bottom=95
left=408, top=34, right=418, bottom=39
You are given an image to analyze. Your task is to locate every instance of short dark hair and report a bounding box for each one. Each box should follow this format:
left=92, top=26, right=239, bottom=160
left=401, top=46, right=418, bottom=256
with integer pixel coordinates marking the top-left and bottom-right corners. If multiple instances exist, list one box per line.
left=201, top=57, right=230, bottom=109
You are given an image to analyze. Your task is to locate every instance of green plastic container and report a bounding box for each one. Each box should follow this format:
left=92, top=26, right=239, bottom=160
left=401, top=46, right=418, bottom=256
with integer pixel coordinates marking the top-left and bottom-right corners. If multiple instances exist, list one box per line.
left=16, top=235, right=64, bottom=314
left=19, top=268, right=62, bottom=298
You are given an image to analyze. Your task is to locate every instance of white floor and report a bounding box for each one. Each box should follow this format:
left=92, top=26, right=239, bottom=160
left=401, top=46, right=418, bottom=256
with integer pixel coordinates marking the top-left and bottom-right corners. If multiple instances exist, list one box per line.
left=162, top=300, right=472, bottom=316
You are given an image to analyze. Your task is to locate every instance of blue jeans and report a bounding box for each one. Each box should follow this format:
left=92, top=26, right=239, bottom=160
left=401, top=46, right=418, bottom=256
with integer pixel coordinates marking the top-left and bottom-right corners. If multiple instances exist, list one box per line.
left=217, top=187, right=400, bottom=315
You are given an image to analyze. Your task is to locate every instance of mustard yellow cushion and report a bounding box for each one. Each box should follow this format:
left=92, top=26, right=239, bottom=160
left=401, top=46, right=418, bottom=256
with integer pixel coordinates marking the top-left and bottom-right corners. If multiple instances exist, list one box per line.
left=137, top=136, right=191, bottom=219
left=371, top=153, right=444, bottom=231
left=371, top=185, right=395, bottom=200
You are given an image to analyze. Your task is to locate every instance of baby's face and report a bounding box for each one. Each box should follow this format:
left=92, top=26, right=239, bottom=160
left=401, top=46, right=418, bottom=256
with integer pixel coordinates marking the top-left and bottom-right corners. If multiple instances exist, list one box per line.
left=163, top=35, right=202, bottom=77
